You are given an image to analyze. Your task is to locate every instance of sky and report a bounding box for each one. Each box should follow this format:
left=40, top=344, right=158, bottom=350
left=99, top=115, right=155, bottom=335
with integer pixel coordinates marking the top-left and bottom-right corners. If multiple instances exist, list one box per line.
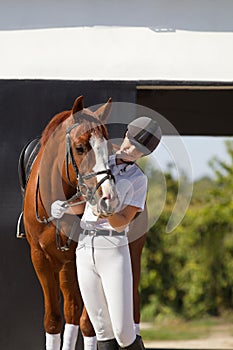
left=153, top=136, right=232, bottom=181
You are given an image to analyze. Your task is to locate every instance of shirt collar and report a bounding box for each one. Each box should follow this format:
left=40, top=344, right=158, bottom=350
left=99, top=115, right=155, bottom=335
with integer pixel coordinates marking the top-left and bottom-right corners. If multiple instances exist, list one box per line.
left=109, top=154, right=135, bottom=175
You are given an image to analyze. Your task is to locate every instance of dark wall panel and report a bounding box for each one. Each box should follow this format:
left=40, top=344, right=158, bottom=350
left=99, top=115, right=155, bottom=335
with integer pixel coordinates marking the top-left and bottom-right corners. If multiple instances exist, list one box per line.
left=137, top=88, right=233, bottom=136
left=0, top=79, right=136, bottom=225
left=0, top=79, right=136, bottom=350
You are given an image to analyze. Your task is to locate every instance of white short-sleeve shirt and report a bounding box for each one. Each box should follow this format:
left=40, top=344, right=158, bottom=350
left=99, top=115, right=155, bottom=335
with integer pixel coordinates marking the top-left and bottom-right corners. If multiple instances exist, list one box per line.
left=80, top=155, right=148, bottom=232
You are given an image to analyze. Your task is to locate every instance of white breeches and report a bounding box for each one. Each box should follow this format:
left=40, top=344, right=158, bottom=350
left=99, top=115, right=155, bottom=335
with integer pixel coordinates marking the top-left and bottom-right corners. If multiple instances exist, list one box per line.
left=76, top=237, right=135, bottom=347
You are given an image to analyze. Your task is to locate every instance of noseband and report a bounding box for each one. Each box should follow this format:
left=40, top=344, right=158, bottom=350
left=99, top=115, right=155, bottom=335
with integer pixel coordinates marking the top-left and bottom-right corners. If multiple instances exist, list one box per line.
left=65, top=123, right=115, bottom=205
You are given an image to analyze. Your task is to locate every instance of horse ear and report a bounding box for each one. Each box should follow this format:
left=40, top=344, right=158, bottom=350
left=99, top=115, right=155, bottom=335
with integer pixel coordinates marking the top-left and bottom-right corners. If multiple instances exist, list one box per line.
left=72, top=96, right=84, bottom=114
left=95, top=98, right=112, bottom=122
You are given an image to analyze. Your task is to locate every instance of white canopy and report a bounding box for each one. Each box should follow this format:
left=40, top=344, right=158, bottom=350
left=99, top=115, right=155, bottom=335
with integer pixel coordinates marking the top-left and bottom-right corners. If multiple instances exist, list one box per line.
left=1, top=0, right=233, bottom=82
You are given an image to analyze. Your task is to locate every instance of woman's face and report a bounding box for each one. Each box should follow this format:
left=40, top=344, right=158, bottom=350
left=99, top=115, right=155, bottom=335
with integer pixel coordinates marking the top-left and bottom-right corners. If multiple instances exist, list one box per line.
left=117, top=132, right=144, bottom=162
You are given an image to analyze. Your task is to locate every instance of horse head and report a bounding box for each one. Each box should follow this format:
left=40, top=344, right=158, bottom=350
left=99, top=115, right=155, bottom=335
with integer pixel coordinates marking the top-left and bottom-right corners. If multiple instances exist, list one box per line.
left=65, top=96, right=119, bottom=216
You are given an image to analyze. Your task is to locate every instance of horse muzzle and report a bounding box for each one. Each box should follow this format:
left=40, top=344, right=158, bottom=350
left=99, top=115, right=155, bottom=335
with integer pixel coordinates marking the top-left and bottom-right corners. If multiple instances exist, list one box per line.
left=98, top=195, right=119, bottom=216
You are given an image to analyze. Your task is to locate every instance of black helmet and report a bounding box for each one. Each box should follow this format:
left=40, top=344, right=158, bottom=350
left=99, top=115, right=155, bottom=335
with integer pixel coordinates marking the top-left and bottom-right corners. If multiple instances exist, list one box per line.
left=127, top=116, right=162, bottom=155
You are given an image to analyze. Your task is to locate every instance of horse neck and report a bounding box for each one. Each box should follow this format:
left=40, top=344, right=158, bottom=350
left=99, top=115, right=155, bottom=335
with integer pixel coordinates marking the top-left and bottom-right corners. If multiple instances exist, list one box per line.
left=39, top=125, right=70, bottom=208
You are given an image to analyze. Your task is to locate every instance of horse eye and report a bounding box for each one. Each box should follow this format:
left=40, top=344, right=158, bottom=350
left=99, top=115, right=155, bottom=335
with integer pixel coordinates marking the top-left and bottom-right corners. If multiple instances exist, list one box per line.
left=75, top=145, right=85, bottom=154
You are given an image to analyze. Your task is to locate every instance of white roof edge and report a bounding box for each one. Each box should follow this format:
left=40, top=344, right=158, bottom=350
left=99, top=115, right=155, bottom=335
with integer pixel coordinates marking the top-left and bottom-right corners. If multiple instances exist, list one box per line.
left=0, top=27, right=233, bottom=82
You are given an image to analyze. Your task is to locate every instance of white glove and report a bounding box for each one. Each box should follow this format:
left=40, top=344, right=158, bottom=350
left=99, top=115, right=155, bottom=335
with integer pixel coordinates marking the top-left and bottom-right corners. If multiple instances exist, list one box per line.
left=51, top=200, right=68, bottom=219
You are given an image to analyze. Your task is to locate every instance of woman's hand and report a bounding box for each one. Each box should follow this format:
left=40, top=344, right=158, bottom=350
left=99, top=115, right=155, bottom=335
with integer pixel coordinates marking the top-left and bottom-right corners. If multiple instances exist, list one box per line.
left=51, top=200, right=68, bottom=219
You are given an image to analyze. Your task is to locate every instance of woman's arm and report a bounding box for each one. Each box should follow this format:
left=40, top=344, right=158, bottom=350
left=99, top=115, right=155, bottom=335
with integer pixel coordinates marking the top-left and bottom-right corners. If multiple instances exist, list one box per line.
left=107, top=205, right=139, bottom=232
left=65, top=202, right=86, bottom=215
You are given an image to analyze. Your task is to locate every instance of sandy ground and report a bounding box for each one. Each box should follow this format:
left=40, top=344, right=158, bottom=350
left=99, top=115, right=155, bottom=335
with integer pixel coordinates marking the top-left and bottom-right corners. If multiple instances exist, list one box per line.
left=143, top=323, right=233, bottom=349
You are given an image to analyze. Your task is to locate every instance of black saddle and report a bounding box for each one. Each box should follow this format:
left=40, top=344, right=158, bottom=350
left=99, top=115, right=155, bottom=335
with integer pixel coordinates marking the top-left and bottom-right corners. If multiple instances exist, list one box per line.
left=17, top=138, right=41, bottom=238
left=18, top=137, right=41, bottom=195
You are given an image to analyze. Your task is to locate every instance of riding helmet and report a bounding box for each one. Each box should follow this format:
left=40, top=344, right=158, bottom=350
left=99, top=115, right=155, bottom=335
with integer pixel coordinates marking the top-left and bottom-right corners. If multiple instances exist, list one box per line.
left=127, top=116, right=162, bottom=155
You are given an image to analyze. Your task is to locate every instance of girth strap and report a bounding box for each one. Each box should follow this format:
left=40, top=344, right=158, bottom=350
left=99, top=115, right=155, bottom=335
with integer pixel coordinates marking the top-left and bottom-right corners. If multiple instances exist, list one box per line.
left=56, top=218, right=80, bottom=251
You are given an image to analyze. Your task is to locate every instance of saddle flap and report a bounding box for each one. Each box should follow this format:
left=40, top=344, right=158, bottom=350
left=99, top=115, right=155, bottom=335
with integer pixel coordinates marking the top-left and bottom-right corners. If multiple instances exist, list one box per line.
left=18, top=138, right=41, bottom=193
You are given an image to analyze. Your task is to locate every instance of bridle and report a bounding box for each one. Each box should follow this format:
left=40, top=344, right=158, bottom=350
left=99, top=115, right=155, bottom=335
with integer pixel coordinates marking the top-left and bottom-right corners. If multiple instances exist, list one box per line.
left=36, top=121, right=115, bottom=251
left=65, top=123, right=115, bottom=205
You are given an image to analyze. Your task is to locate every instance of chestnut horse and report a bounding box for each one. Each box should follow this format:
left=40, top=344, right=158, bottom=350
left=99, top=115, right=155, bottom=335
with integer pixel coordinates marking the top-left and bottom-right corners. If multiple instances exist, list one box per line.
left=22, top=96, right=119, bottom=349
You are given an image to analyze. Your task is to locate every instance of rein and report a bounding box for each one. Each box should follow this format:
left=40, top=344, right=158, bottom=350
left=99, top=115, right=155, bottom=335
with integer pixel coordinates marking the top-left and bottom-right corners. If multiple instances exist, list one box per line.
left=35, top=122, right=115, bottom=251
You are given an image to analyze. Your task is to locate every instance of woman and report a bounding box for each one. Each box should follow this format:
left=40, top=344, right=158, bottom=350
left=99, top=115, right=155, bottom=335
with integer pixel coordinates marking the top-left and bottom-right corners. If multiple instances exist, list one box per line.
left=51, top=116, right=162, bottom=350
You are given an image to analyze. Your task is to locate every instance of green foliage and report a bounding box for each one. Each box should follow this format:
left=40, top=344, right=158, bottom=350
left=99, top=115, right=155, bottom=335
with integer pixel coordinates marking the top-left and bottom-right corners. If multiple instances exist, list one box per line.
left=140, top=141, right=233, bottom=321
left=140, top=316, right=222, bottom=341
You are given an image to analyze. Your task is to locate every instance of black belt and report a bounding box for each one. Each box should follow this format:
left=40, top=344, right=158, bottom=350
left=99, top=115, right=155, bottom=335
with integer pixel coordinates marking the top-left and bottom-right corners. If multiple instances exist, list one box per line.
left=83, top=229, right=126, bottom=236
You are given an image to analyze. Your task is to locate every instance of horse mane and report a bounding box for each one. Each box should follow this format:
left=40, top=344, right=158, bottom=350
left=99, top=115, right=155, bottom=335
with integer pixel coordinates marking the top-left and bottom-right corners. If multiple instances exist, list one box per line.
left=41, top=110, right=71, bottom=146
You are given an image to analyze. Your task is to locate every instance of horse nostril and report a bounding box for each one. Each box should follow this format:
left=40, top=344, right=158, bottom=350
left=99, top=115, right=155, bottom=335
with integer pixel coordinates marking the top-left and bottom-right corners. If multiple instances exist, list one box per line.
left=99, top=194, right=119, bottom=215
left=103, top=194, right=111, bottom=200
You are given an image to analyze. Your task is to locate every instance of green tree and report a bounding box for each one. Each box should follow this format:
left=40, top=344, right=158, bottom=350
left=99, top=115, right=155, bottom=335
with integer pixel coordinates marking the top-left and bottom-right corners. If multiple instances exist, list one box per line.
left=140, top=141, right=233, bottom=320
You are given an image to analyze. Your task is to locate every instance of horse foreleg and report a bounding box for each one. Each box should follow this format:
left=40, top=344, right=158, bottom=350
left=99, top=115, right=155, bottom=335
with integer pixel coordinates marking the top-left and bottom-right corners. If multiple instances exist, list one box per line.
left=60, top=256, right=97, bottom=350
left=60, top=260, right=83, bottom=350
left=80, top=306, right=97, bottom=350
left=30, top=245, right=62, bottom=349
